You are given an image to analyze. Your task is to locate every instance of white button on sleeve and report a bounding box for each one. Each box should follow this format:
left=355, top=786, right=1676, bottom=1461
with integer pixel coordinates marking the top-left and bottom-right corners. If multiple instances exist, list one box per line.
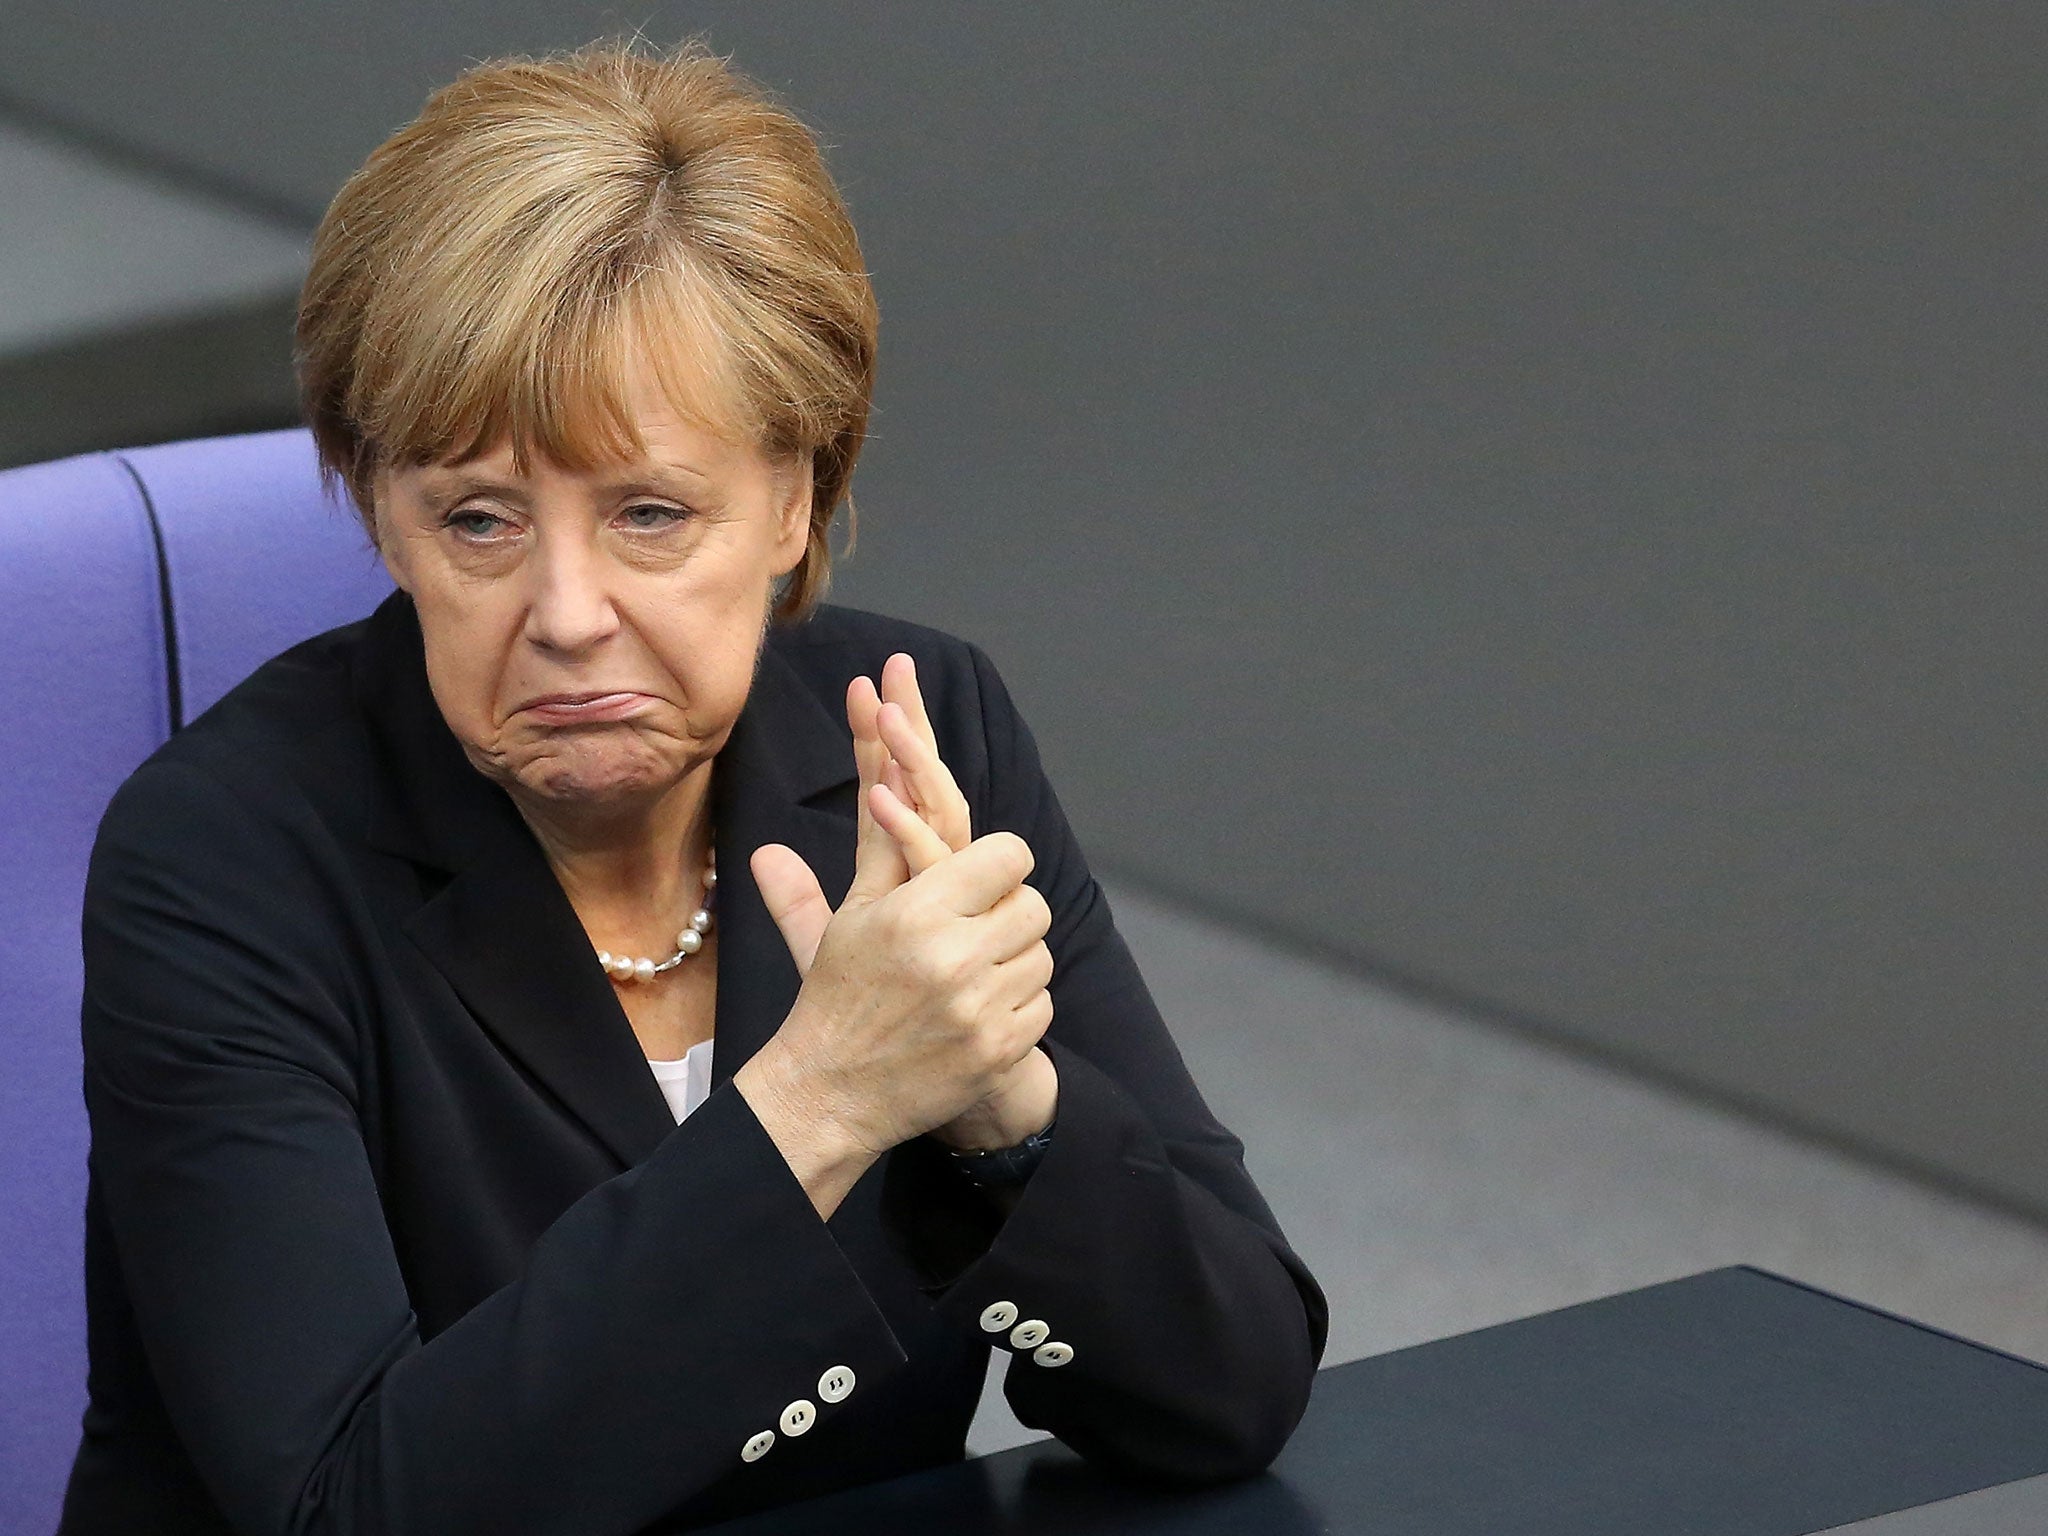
left=1033, top=1341, right=1074, bottom=1368
left=1009, top=1319, right=1050, bottom=1351
left=818, top=1365, right=856, bottom=1404
left=742, top=1430, right=775, bottom=1462
left=779, top=1399, right=817, bottom=1437
left=979, top=1301, right=1019, bottom=1334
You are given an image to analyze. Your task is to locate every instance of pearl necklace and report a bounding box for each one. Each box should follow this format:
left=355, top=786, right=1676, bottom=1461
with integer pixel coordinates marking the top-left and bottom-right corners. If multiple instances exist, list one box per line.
left=595, top=845, right=717, bottom=984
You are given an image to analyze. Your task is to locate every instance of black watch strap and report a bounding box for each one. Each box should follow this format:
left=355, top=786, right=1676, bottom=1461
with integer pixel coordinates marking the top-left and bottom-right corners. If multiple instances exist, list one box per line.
left=946, top=1119, right=1055, bottom=1188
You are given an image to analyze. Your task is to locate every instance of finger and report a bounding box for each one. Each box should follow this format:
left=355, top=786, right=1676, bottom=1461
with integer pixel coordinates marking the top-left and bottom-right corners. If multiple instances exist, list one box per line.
left=974, top=882, right=1052, bottom=963
left=880, top=753, right=917, bottom=816
left=847, top=783, right=910, bottom=903
left=876, top=701, right=972, bottom=853
left=985, top=1002, right=1055, bottom=1076
left=1006, top=993, right=1055, bottom=1055
left=845, top=676, right=909, bottom=903
left=1012, top=992, right=1055, bottom=1052
left=986, top=939, right=1055, bottom=1007
left=846, top=675, right=886, bottom=845
left=877, top=657, right=960, bottom=833
left=874, top=698, right=957, bottom=797
left=868, top=780, right=953, bottom=875
left=917, top=830, right=1035, bottom=918
left=874, top=655, right=972, bottom=856
left=879, top=652, right=937, bottom=750
left=750, top=843, right=832, bottom=974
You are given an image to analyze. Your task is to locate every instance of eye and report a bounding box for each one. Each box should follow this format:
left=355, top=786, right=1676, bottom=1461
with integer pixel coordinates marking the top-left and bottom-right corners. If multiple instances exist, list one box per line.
left=444, top=507, right=514, bottom=540
left=619, top=502, right=688, bottom=531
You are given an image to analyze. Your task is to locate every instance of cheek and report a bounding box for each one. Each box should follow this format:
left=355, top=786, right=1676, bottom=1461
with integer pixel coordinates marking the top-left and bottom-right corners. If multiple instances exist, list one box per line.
left=414, top=596, right=519, bottom=737
left=645, top=578, right=773, bottom=712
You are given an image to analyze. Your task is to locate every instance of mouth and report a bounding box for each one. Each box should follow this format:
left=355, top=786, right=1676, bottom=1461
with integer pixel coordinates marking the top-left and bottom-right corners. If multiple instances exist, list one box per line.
left=516, top=692, right=655, bottom=724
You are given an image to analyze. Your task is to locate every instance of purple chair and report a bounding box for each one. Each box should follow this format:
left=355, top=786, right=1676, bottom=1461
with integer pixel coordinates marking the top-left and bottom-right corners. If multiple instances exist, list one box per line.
left=0, top=429, right=391, bottom=1536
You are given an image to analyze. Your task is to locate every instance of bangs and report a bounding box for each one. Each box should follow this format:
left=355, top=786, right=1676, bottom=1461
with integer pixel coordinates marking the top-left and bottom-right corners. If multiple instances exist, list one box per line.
left=300, top=38, right=878, bottom=620
left=357, top=252, right=762, bottom=483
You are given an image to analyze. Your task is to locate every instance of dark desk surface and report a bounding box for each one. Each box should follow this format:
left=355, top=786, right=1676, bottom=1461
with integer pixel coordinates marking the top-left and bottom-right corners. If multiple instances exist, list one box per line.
left=708, top=1267, right=2048, bottom=1536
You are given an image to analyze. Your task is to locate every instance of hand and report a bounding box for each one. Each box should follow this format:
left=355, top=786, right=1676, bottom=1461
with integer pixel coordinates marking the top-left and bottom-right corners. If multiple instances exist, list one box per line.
left=854, top=656, right=1060, bottom=1151
left=739, top=653, right=969, bottom=975
left=735, top=655, right=1055, bottom=1203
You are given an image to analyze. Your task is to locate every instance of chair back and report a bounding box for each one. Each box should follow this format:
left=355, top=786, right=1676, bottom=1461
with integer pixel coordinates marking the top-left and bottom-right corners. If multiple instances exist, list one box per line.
left=0, top=429, right=390, bottom=1535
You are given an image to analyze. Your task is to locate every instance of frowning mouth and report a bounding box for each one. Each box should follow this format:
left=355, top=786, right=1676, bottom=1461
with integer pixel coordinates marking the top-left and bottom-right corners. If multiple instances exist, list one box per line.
left=516, top=692, right=655, bottom=724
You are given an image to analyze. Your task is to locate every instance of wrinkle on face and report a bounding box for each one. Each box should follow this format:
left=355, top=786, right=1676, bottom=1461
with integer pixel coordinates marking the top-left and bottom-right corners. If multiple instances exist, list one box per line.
left=370, top=344, right=812, bottom=845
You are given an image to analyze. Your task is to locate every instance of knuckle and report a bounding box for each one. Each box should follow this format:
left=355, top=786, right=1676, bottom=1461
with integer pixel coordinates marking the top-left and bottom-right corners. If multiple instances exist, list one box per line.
left=971, top=1028, right=1013, bottom=1076
left=982, top=830, right=1033, bottom=876
left=1025, top=990, right=1055, bottom=1036
left=901, top=931, right=944, bottom=982
left=1007, top=834, right=1038, bottom=878
left=943, top=991, right=978, bottom=1033
left=1023, top=886, right=1052, bottom=932
left=941, top=936, right=980, bottom=986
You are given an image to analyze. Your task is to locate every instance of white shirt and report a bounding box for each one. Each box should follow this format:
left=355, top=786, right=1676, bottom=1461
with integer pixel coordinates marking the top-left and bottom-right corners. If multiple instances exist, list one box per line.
left=646, top=1038, right=715, bottom=1124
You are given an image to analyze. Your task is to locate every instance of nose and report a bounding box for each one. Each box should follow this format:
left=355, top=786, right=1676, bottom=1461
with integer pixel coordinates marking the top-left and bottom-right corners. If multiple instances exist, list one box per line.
left=521, top=528, right=621, bottom=656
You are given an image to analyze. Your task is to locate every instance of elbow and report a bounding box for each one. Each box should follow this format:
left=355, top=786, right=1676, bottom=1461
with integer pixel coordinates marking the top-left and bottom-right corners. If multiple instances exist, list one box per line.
left=1172, top=1301, right=1319, bottom=1483
left=1181, top=1369, right=1315, bottom=1484
left=1069, top=1399, right=1305, bottom=1487
left=1056, top=1344, right=1317, bottom=1487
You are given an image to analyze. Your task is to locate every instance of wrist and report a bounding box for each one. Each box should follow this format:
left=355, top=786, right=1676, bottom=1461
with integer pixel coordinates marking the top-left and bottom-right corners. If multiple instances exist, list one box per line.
left=946, top=1117, right=1055, bottom=1190
left=733, top=1047, right=878, bottom=1216
left=930, top=1048, right=1059, bottom=1152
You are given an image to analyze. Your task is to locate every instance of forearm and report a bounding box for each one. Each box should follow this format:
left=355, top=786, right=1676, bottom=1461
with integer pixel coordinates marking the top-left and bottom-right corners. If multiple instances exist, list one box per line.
left=882, top=1041, right=1326, bottom=1482
left=344, top=1096, right=901, bottom=1532
left=99, top=1069, right=904, bottom=1536
left=994, top=1156, right=1322, bottom=1481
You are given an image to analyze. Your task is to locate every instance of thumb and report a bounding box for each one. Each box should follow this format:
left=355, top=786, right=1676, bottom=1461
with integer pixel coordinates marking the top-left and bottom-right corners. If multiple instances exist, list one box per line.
left=750, top=843, right=832, bottom=975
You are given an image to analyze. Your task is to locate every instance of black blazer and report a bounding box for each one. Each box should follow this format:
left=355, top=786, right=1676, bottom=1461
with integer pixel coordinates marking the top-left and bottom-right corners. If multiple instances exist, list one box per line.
left=59, top=591, right=1327, bottom=1536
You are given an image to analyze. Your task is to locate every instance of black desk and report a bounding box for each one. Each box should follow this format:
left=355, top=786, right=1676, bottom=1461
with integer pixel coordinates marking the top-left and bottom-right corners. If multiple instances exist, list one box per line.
left=709, top=1267, right=2048, bottom=1535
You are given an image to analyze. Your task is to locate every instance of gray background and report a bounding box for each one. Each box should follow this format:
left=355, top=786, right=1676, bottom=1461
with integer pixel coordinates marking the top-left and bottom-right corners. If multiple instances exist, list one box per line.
left=4, top=2, right=2044, bottom=1222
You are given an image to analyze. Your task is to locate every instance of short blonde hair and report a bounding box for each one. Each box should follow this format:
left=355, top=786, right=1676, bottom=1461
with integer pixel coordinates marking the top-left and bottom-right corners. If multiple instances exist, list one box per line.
left=296, top=38, right=876, bottom=622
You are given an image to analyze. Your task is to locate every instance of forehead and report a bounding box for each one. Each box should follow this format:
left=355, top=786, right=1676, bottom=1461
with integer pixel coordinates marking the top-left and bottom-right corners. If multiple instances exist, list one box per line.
left=384, top=269, right=766, bottom=493
left=405, top=356, right=770, bottom=495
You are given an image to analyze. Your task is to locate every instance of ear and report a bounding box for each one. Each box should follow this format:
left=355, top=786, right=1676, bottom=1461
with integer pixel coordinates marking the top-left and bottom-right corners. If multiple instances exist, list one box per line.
left=771, top=453, right=815, bottom=577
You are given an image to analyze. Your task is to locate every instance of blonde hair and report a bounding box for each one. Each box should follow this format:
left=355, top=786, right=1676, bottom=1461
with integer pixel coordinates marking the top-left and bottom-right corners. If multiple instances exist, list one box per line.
left=295, top=37, right=876, bottom=622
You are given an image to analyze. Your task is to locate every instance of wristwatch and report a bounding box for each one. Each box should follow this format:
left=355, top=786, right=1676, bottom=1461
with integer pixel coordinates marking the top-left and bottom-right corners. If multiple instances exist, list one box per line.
left=946, top=1118, right=1055, bottom=1189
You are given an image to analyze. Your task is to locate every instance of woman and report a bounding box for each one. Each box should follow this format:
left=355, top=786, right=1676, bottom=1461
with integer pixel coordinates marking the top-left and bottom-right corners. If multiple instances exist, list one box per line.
left=60, top=38, right=1326, bottom=1536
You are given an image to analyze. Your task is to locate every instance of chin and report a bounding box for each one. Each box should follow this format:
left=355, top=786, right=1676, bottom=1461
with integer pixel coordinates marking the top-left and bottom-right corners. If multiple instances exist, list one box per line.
left=513, top=738, right=685, bottom=807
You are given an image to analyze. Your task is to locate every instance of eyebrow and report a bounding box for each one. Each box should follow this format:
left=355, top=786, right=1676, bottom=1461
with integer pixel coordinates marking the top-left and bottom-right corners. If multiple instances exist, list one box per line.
left=413, top=463, right=714, bottom=509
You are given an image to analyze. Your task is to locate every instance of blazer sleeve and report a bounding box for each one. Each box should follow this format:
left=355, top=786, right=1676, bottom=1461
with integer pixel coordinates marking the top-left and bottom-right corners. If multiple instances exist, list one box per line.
left=877, top=642, right=1331, bottom=1483
left=78, top=758, right=909, bottom=1536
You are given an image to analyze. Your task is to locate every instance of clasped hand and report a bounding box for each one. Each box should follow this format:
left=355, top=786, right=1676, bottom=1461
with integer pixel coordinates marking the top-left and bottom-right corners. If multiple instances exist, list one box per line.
left=742, top=654, right=1059, bottom=1169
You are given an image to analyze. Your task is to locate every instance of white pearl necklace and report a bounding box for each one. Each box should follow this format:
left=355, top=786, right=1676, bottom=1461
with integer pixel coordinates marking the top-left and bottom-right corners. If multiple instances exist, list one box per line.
left=595, top=846, right=717, bottom=984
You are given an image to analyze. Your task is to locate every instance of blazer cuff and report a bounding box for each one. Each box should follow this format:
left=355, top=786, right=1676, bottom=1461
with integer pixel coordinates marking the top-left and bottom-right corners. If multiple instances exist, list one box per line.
left=874, top=1036, right=1164, bottom=1306
left=614, top=1083, right=913, bottom=1468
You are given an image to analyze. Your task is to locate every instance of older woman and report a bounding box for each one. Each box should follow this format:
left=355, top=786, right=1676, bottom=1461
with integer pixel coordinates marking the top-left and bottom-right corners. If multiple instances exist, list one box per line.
left=59, top=39, right=1326, bottom=1536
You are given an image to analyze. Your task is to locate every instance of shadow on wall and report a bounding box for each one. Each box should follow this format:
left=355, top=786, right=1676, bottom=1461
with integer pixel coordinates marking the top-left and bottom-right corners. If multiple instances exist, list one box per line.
left=0, top=292, right=301, bottom=470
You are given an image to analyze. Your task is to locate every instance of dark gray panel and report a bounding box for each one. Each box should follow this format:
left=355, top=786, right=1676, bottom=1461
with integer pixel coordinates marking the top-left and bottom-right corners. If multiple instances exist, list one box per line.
left=7, top=5, right=2048, bottom=1209
left=0, top=294, right=299, bottom=469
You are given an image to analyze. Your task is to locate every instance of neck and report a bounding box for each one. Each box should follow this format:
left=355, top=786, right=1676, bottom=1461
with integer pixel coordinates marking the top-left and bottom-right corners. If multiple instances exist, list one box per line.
left=510, top=762, right=715, bottom=942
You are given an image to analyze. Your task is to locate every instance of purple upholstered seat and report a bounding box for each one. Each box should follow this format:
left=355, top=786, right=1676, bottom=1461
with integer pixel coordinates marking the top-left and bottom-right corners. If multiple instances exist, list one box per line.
left=0, top=429, right=391, bottom=1536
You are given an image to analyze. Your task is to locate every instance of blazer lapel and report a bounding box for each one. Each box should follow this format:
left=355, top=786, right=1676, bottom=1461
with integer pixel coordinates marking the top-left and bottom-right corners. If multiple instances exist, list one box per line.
left=352, top=592, right=858, bottom=1169
left=708, top=637, right=862, bottom=1092
left=405, top=829, right=677, bottom=1168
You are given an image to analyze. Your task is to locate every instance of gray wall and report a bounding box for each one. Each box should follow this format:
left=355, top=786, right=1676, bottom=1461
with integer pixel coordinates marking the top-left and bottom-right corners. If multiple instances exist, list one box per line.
left=5, top=3, right=2045, bottom=1214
